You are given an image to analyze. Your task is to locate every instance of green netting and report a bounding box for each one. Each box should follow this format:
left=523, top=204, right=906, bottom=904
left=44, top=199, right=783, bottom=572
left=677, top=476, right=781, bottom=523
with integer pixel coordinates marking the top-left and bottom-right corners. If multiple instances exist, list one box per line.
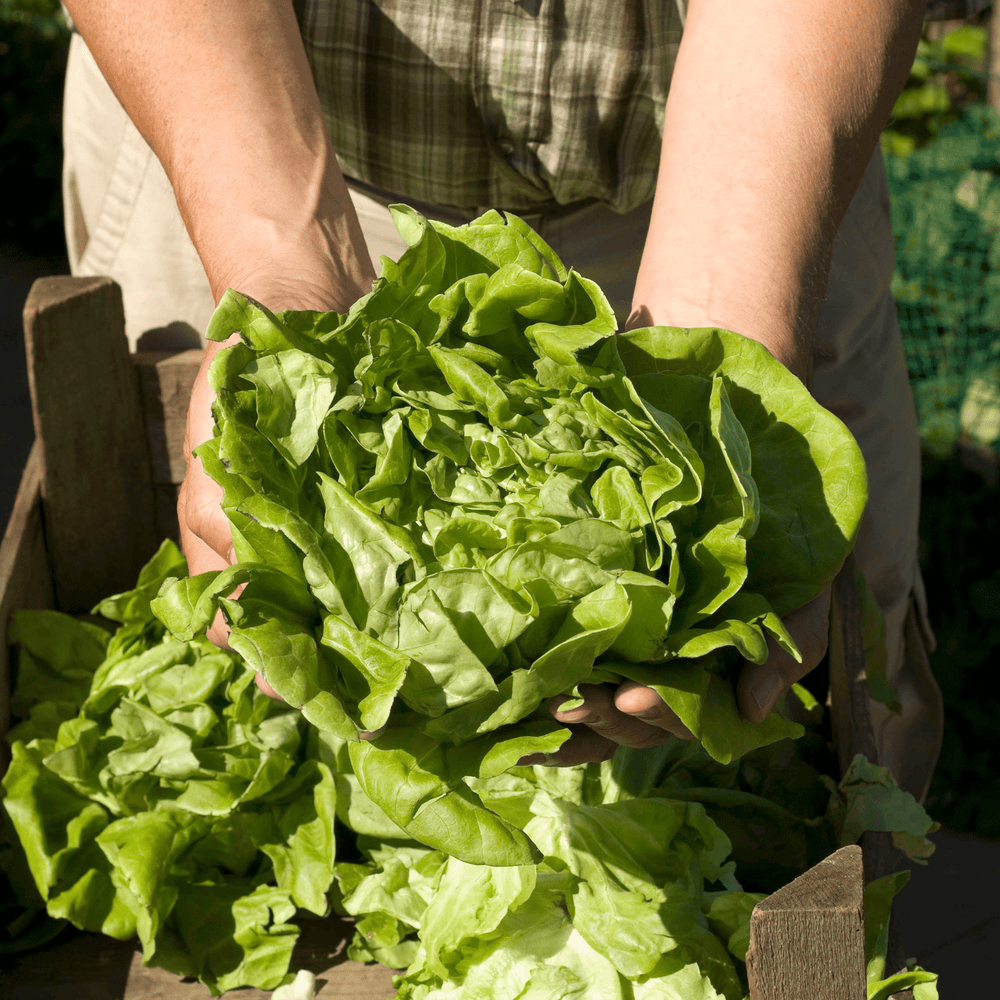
left=886, top=103, right=1000, bottom=458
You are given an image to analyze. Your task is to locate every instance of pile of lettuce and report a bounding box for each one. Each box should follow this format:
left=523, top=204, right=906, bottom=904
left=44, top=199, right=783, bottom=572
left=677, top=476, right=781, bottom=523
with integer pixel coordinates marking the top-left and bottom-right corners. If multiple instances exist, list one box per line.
left=0, top=208, right=939, bottom=997
left=151, top=205, right=869, bottom=867
left=1, top=542, right=938, bottom=998
left=1, top=544, right=335, bottom=993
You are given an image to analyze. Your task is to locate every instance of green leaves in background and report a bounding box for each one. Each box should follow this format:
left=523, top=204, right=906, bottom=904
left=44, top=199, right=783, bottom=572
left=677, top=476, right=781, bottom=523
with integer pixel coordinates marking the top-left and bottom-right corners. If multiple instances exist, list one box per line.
left=1, top=541, right=336, bottom=995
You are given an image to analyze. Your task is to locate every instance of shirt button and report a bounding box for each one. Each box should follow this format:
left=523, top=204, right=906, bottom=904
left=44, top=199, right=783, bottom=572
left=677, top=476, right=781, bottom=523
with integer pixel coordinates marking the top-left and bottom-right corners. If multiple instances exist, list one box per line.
left=497, top=138, right=515, bottom=156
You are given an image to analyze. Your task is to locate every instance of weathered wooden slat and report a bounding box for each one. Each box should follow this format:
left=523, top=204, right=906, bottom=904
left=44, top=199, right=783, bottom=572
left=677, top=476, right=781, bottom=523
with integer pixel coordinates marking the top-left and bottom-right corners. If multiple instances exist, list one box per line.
left=131, top=348, right=202, bottom=484
left=0, top=440, right=55, bottom=769
left=130, top=349, right=202, bottom=544
left=118, top=916, right=397, bottom=999
left=829, top=553, right=878, bottom=775
left=745, top=845, right=866, bottom=1000
left=151, top=482, right=182, bottom=545
left=23, top=276, right=159, bottom=613
left=831, top=555, right=913, bottom=999
left=0, top=917, right=397, bottom=1000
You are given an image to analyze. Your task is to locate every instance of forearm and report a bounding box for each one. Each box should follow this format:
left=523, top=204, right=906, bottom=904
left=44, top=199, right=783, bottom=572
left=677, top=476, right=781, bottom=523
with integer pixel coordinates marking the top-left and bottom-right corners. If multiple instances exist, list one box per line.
left=630, top=0, right=924, bottom=382
left=64, top=0, right=374, bottom=312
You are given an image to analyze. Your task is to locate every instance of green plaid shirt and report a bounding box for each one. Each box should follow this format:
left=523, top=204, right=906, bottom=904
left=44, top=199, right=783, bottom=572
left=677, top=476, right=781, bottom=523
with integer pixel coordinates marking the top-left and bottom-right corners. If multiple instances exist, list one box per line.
left=292, top=0, right=684, bottom=214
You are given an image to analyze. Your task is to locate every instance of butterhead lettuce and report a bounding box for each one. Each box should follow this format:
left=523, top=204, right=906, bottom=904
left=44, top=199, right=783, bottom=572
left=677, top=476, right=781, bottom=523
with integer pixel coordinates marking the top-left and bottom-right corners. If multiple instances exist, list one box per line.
left=151, top=206, right=868, bottom=866
left=2, top=543, right=938, bottom=997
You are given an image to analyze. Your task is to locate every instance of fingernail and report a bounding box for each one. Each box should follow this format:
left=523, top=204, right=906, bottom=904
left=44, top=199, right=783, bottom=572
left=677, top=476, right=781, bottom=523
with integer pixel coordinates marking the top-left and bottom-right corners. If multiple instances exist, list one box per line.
left=752, top=675, right=784, bottom=718
left=634, top=707, right=662, bottom=721
left=556, top=710, right=597, bottom=724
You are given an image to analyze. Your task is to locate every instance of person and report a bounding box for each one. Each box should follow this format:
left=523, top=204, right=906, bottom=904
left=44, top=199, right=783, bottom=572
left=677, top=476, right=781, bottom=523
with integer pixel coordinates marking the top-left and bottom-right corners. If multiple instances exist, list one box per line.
left=61, top=0, right=942, bottom=801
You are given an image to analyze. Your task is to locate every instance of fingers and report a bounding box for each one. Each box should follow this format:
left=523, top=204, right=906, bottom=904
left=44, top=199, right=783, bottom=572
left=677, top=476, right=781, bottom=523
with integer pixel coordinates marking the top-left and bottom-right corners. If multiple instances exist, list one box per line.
left=549, top=683, right=676, bottom=749
left=527, top=681, right=692, bottom=769
left=528, top=583, right=835, bottom=770
left=178, top=467, right=236, bottom=569
left=179, top=332, right=242, bottom=565
left=613, top=681, right=696, bottom=740
left=519, top=678, right=694, bottom=767
left=517, top=723, right=617, bottom=767
left=737, top=584, right=832, bottom=724
left=254, top=671, right=285, bottom=701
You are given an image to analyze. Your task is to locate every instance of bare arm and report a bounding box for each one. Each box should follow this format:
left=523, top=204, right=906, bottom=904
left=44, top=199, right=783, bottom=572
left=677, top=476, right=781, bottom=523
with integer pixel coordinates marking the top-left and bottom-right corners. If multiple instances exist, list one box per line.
left=629, top=0, right=925, bottom=382
left=64, top=0, right=375, bottom=313
left=546, top=0, right=926, bottom=763
left=64, top=0, right=376, bottom=654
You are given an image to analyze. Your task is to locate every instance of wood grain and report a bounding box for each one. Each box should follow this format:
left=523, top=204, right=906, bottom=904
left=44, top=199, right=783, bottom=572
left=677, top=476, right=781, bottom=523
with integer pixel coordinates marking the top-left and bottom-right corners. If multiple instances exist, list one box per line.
left=830, top=555, right=913, bottom=999
left=745, top=845, right=866, bottom=1000
left=23, top=276, right=159, bottom=613
left=829, top=553, right=878, bottom=776
left=130, top=349, right=201, bottom=544
left=131, top=349, right=202, bottom=485
left=0, top=918, right=397, bottom=1000
left=0, top=440, right=55, bottom=770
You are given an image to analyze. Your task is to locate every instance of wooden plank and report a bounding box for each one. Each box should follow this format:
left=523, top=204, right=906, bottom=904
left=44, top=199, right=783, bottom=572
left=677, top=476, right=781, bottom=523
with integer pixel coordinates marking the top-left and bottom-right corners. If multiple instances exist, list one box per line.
left=830, top=555, right=913, bottom=999
left=130, top=349, right=202, bottom=484
left=152, top=483, right=182, bottom=546
left=745, top=845, right=866, bottom=1000
left=131, top=349, right=202, bottom=545
left=0, top=930, right=135, bottom=1000
left=119, top=917, right=396, bottom=999
left=23, top=276, right=159, bottom=613
left=0, top=918, right=397, bottom=1000
left=0, top=440, right=55, bottom=771
left=828, top=553, right=878, bottom=776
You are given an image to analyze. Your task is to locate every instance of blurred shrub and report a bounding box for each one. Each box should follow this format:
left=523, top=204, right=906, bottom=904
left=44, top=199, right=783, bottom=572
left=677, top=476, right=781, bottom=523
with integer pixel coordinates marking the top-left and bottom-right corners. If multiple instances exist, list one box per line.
left=882, top=23, right=989, bottom=156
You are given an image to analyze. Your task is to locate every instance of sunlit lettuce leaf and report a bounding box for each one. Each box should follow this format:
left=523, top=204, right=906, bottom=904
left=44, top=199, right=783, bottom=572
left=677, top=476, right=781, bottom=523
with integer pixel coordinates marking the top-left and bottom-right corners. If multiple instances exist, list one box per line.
left=3, top=540, right=942, bottom=998
left=151, top=208, right=866, bottom=865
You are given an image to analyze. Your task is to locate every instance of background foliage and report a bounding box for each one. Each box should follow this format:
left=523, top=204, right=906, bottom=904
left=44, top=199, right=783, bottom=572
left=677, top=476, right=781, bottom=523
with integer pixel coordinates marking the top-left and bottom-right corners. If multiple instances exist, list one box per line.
left=881, top=15, right=1000, bottom=836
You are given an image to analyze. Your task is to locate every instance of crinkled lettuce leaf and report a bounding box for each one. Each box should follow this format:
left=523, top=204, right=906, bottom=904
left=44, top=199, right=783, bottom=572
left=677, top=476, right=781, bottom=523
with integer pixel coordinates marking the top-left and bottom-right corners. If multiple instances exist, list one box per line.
left=3, top=541, right=942, bottom=999
left=835, top=754, right=940, bottom=863
left=1, top=543, right=335, bottom=996
left=152, top=206, right=866, bottom=862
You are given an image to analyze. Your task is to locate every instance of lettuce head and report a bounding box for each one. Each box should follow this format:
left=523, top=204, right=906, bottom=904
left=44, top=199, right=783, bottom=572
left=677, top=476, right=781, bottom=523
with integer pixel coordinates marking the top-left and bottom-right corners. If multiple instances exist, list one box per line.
left=152, top=207, right=867, bottom=866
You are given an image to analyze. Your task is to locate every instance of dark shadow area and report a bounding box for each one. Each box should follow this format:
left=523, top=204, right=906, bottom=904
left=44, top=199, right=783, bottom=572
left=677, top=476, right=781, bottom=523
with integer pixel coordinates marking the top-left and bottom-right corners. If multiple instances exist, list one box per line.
left=0, top=250, right=70, bottom=536
left=0, top=20, right=69, bottom=254
left=134, top=321, right=203, bottom=352
left=920, top=452, right=1000, bottom=837
left=894, top=827, right=1000, bottom=994
left=0, top=928, right=135, bottom=1000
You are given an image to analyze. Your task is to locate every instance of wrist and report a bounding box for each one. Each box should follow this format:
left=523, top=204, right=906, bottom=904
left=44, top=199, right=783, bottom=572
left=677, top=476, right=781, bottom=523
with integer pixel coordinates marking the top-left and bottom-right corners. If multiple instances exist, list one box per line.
left=628, top=254, right=819, bottom=385
left=194, top=158, right=377, bottom=314
left=626, top=299, right=812, bottom=386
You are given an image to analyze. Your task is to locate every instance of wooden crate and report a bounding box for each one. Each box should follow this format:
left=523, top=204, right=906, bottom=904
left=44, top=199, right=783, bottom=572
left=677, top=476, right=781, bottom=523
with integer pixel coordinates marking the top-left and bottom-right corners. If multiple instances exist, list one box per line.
left=0, top=276, right=914, bottom=1000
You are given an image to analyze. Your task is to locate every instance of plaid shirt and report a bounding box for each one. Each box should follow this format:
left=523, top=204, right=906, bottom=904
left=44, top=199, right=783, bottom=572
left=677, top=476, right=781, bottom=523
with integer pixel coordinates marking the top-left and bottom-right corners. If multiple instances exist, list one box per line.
left=292, top=0, right=684, bottom=214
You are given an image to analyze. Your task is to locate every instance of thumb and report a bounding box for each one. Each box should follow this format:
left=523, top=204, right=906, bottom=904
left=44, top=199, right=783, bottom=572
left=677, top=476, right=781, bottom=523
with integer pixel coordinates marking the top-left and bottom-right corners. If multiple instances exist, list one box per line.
left=737, top=583, right=832, bottom=724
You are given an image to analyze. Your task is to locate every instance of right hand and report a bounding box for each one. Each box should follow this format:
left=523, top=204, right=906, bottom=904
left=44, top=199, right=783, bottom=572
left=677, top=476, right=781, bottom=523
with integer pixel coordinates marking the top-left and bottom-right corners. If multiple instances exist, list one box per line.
left=177, top=270, right=374, bottom=700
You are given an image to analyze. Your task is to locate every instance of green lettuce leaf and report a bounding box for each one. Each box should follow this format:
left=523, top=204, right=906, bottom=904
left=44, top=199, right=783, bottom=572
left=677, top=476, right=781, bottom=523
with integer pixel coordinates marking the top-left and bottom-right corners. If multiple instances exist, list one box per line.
left=151, top=207, right=866, bottom=864
left=4, top=538, right=941, bottom=998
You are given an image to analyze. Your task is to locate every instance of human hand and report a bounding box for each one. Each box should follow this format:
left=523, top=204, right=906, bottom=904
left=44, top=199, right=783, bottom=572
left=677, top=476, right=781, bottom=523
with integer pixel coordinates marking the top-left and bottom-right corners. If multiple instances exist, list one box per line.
left=518, top=584, right=833, bottom=766
left=177, top=271, right=374, bottom=701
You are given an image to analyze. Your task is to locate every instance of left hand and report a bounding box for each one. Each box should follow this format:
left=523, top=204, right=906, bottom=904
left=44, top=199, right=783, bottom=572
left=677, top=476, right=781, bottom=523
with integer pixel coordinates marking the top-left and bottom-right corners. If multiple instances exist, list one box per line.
left=519, top=584, right=832, bottom=766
